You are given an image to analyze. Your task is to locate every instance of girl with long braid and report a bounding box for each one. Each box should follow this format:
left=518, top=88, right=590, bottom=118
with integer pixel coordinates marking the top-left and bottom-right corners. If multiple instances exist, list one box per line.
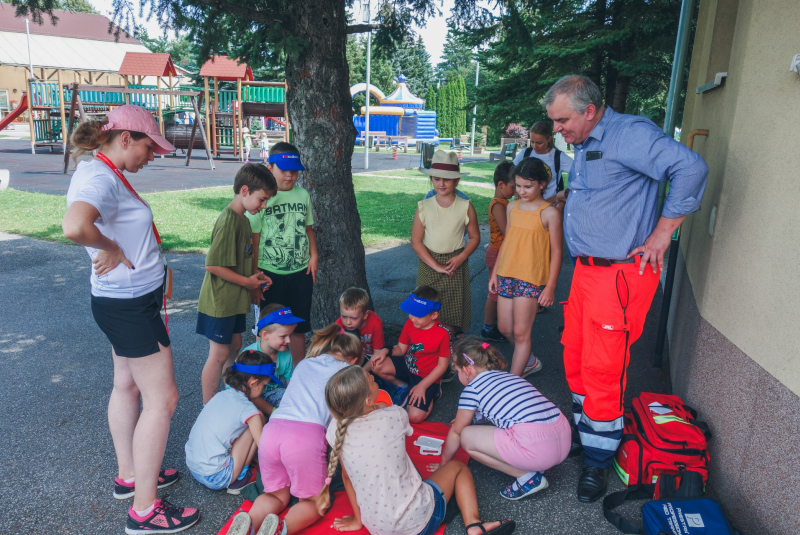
left=317, top=366, right=517, bottom=535
left=226, top=325, right=363, bottom=535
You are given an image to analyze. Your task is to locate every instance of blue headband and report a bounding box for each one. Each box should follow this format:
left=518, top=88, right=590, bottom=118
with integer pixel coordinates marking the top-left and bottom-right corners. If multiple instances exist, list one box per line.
left=230, top=362, right=284, bottom=386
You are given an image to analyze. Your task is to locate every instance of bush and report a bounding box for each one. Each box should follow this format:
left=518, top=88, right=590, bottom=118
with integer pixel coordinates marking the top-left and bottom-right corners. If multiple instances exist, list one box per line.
left=505, top=123, right=528, bottom=139
left=250, top=119, right=263, bottom=131
left=474, top=132, right=484, bottom=146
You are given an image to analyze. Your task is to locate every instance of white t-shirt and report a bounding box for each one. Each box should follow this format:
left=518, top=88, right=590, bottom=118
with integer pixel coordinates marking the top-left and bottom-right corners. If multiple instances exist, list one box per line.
left=66, top=159, right=164, bottom=298
left=270, top=353, right=350, bottom=428
left=513, top=147, right=574, bottom=199
left=185, top=388, right=261, bottom=476
left=326, top=406, right=434, bottom=535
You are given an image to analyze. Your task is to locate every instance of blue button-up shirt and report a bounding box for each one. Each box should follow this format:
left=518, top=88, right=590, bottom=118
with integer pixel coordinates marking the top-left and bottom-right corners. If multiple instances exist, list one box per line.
left=564, top=107, right=708, bottom=259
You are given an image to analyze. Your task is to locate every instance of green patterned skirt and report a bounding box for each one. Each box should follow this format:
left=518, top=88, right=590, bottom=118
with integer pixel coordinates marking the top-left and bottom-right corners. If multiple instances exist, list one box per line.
left=416, top=247, right=471, bottom=332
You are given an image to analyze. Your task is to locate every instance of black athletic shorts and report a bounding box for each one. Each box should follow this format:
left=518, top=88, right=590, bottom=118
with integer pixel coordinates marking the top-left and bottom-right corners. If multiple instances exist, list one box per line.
left=259, top=268, right=313, bottom=334
left=390, top=356, right=441, bottom=413
left=91, top=287, right=170, bottom=358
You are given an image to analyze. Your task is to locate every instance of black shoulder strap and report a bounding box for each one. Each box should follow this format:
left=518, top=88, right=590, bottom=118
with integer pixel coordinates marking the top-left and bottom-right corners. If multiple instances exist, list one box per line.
left=523, top=146, right=533, bottom=159
left=602, top=484, right=654, bottom=534
left=554, top=149, right=564, bottom=192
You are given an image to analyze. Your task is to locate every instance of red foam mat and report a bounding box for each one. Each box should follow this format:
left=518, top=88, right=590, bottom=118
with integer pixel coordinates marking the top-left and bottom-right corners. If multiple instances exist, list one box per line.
left=217, top=422, right=467, bottom=535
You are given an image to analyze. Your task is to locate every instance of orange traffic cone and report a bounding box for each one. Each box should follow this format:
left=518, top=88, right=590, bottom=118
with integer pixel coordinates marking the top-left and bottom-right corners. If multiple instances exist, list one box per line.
left=458, top=148, right=462, bottom=160
left=392, top=146, right=398, bottom=160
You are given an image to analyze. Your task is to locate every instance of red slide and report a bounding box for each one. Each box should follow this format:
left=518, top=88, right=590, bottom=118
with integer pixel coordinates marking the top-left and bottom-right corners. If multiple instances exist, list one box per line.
left=0, top=93, right=27, bottom=132
left=266, top=116, right=285, bottom=127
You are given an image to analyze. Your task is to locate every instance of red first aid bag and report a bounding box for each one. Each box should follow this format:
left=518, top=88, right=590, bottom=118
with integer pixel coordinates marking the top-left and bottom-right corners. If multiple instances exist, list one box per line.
left=613, top=392, right=712, bottom=488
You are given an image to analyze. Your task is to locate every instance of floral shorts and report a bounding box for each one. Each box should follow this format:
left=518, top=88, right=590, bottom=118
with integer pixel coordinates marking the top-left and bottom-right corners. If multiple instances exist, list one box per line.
left=496, top=276, right=546, bottom=299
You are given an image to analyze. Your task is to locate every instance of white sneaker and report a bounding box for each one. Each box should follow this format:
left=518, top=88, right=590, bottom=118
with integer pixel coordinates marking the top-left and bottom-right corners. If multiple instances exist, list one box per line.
left=226, top=512, right=252, bottom=535
left=521, top=356, right=542, bottom=377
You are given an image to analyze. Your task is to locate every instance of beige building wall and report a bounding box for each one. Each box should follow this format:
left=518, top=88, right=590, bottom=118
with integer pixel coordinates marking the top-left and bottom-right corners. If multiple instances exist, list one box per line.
left=678, top=0, right=800, bottom=394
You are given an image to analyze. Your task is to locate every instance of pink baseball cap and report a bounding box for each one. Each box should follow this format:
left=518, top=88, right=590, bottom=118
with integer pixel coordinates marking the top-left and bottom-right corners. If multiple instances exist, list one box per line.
left=101, top=105, right=175, bottom=155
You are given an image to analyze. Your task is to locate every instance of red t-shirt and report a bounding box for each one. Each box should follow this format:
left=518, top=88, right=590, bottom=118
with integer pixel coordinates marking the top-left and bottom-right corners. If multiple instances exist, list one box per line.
left=335, top=310, right=385, bottom=358
left=398, top=319, right=451, bottom=382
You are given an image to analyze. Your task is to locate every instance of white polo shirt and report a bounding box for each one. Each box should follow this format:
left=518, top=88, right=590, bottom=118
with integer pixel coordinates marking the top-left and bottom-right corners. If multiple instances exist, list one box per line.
left=66, top=159, right=164, bottom=298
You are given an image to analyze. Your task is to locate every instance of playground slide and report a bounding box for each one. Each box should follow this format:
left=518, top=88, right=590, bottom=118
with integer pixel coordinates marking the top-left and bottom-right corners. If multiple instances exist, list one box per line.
left=267, top=117, right=285, bottom=127
left=0, top=94, right=27, bottom=132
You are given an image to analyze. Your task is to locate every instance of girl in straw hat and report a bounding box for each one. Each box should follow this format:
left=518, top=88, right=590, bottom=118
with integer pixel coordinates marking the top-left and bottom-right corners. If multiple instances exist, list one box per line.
left=412, top=150, right=481, bottom=337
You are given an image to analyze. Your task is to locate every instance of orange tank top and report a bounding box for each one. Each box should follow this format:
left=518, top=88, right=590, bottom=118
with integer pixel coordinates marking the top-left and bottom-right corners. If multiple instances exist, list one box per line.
left=488, top=198, right=509, bottom=250
left=495, top=200, right=551, bottom=285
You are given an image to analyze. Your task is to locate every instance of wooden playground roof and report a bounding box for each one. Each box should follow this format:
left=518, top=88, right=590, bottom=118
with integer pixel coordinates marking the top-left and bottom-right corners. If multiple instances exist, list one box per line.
left=199, top=55, right=253, bottom=81
left=119, top=52, right=177, bottom=77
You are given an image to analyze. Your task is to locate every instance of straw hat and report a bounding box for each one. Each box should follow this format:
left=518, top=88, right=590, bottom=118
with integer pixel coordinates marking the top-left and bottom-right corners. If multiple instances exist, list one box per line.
left=419, top=150, right=469, bottom=179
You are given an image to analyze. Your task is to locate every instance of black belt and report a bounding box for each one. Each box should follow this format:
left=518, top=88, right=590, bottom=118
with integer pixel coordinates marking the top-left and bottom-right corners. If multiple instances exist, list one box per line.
left=578, top=255, right=638, bottom=267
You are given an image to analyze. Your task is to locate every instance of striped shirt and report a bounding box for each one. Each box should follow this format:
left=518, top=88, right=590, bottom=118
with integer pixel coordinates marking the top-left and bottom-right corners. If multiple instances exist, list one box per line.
left=457, top=371, right=561, bottom=428
left=564, top=107, right=708, bottom=259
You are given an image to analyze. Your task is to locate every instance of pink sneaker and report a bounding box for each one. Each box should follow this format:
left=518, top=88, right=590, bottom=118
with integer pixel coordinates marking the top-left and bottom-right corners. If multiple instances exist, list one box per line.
left=521, top=356, right=542, bottom=377
left=125, top=496, right=199, bottom=534
left=256, top=514, right=283, bottom=535
left=114, top=469, right=180, bottom=499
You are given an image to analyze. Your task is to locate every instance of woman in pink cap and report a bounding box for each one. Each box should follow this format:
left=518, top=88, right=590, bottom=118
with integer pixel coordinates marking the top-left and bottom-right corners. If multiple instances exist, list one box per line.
left=62, top=105, right=200, bottom=534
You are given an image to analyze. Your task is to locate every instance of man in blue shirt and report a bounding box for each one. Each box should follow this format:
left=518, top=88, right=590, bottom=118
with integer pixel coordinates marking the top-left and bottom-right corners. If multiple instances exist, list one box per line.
left=544, top=75, right=708, bottom=503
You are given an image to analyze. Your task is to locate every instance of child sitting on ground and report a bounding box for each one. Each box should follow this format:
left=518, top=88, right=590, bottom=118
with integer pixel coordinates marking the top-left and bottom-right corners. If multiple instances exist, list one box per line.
left=197, top=164, right=276, bottom=404
left=225, top=325, right=364, bottom=535
left=185, top=350, right=277, bottom=495
left=441, top=338, right=570, bottom=500
left=335, top=287, right=385, bottom=362
left=481, top=161, right=516, bottom=343
left=489, top=157, right=563, bottom=376
left=313, top=366, right=517, bottom=535
left=242, top=304, right=303, bottom=415
left=367, top=286, right=450, bottom=423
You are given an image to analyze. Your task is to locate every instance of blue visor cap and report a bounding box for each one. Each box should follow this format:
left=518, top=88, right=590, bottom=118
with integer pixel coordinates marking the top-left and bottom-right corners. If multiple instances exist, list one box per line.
left=400, top=293, right=442, bottom=317
left=230, top=362, right=284, bottom=386
left=256, top=307, right=305, bottom=332
left=268, top=152, right=305, bottom=171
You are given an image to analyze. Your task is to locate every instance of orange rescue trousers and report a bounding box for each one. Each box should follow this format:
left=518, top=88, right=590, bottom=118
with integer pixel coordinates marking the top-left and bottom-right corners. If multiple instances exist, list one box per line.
left=561, top=257, right=659, bottom=468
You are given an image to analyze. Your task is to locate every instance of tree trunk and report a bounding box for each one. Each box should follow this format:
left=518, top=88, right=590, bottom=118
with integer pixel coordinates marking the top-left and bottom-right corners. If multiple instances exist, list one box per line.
left=612, top=75, right=630, bottom=113
left=587, top=0, right=606, bottom=89
left=285, top=0, right=367, bottom=327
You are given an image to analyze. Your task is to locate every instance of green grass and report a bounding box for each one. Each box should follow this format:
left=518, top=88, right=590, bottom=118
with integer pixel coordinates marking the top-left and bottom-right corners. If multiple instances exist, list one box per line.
left=359, top=160, right=502, bottom=185
left=0, top=178, right=494, bottom=252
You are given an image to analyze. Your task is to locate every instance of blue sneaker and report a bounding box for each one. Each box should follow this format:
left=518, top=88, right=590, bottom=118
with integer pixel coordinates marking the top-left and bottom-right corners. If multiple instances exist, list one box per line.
left=388, top=383, right=410, bottom=407
left=500, top=472, right=549, bottom=500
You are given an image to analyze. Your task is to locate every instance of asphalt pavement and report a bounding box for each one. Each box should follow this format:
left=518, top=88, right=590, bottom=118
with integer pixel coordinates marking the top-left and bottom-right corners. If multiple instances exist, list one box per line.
left=0, top=224, right=671, bottom=534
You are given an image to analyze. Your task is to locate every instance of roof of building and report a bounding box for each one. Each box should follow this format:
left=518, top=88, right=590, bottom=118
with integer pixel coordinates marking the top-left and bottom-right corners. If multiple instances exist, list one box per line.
left=0, top=2, right=150, bottom=72
left=0, top=2, right=140, bottom=44
left=199, top=55, right=253, bottom=81
left=119, top=52, right=177, bottom=76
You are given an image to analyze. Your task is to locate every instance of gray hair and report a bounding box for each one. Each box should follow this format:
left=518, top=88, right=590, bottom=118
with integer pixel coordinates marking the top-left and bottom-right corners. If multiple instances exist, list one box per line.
left=541, top=75, right=603, bottom=114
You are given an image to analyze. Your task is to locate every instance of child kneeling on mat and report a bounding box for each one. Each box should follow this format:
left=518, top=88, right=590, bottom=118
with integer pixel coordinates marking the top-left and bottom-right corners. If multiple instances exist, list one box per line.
left=441, top=338, right=571, bottom=500
left=226, top=325, right=364, bottom=535
left=185, top=350, right=278, bottom=495
left=313, top=366, right=517, bottom=535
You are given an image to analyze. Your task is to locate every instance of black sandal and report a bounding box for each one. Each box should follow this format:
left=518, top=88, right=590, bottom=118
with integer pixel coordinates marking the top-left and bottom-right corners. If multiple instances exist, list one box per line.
left=465, top=519, right=516, bottom=535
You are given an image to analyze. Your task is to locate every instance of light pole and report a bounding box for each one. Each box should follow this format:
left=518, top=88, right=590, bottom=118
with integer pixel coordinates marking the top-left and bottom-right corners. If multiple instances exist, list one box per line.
left=470, top=60, right=479, bottom=156
left=363, top=0, right=371, bottom=169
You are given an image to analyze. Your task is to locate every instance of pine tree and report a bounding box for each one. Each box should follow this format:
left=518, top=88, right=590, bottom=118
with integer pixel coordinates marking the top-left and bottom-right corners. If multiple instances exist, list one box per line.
left=425, top=86, right=436, bottom=111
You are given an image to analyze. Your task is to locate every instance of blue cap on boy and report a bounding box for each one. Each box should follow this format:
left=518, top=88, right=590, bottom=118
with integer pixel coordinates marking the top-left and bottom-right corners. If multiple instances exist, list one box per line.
left=256, top=307, right=305, bottom=333
left=400, top=293, right=442, bottom=318
left=267, top=152, right=306, bottom=171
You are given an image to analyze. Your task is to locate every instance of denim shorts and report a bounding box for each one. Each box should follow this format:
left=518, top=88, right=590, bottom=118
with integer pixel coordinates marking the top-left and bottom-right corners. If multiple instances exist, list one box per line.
left=190, top=460, right=233, bottom=490
left=196, top=312, right=246, bottom=345
left=262, top=386, right=286, bottom=408
left=417, top=480, right=447, bottom=535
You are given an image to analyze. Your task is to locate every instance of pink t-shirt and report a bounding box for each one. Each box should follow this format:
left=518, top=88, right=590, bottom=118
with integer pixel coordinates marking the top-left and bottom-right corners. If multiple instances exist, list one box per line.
left=326, top=406, right=434, bottom=535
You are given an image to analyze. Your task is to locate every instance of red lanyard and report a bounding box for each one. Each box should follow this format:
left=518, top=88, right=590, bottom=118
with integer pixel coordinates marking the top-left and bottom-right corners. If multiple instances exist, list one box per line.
left=96, top=153, right=161, bottom=244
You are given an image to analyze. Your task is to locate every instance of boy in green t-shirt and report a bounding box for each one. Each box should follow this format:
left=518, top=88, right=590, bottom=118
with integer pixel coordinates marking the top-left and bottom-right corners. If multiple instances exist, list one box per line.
left=197, top=163, right=277, bottom=405
left=246, top=142, right=318, bottom=366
